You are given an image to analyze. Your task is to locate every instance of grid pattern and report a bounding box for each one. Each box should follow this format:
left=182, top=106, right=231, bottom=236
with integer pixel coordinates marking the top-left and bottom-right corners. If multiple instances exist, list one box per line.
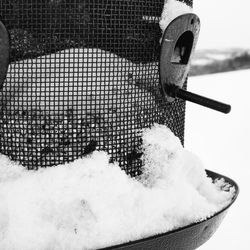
left=0, top=0, right=190, bottom=176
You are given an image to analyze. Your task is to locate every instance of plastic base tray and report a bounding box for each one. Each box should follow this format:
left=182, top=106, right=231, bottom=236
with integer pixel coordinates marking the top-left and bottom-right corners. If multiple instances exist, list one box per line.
left=102, top=170, right=239, bottom=250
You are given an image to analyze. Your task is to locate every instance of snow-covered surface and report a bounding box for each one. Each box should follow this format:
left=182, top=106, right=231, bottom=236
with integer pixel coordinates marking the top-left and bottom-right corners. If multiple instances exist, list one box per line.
left=186, top=70, right=250, bottom=250
left=191, top=58, right=214, bottom=66
left=191, top=51, right=232, bottom=66
left=205, top=53, right=231, bottom=61
left=159, top=0, right=192, bottom=33
left=2, top=48, right=153, bottom=115
left=0, top=124, right=235, bottom=250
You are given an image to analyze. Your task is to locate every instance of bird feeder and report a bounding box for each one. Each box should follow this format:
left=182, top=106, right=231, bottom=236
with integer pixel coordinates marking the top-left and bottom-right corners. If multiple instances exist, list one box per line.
left=0, top=0, right=238, bottom=249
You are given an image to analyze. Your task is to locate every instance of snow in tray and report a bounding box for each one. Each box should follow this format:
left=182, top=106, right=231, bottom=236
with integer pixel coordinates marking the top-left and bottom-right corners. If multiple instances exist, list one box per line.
left=0, top=1, right=238, bottom=249
left=0, top=124, right=235, bottom=250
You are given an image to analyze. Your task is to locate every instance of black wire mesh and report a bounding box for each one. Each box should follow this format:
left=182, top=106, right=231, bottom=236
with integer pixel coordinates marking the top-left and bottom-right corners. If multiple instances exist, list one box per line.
left=0, top=0, right=190, bottom=176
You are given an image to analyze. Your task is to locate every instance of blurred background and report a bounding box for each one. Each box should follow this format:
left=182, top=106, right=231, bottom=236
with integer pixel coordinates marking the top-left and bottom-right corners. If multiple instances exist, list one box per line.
left=186, top=0, right=250, bottom=249
left=190, top=0, right=250, bottom=76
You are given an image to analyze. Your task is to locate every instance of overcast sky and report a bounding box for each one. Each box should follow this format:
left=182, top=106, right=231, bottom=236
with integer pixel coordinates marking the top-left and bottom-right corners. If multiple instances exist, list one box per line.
left=193, top=0, right=250, bottom=50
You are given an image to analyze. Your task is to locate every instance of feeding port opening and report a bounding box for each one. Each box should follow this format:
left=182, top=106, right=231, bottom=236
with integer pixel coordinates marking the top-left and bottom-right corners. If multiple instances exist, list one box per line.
left=171, top=30, right=194, bottom=64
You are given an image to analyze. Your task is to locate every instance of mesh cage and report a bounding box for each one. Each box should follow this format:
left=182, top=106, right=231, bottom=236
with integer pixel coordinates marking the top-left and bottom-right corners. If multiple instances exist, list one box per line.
left=0, top=0, right=191, bottom=176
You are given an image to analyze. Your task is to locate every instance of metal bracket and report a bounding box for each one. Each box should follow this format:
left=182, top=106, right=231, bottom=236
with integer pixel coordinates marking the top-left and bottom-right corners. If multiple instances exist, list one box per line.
left=0, top=21, right=9, bottom=90
left=160, top=13, right=200, bottom=102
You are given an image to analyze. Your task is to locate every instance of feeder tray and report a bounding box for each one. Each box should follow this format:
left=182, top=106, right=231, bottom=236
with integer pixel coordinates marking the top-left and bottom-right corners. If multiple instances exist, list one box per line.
left=104, top=170, right=239, bottom=250
left=0, top=0, right=238, bottom=249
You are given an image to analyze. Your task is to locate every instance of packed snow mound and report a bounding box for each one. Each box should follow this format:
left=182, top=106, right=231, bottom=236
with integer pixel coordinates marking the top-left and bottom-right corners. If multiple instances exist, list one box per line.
left=160, top=0, right=193, bottom=33
left=1, top=48, right=155, bottom=114
left=0, top=124, right=235, bottom=250
left=0, top=47, right=160, bottom=169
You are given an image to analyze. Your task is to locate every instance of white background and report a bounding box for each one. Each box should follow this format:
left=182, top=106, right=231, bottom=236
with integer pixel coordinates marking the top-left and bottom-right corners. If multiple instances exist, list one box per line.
left=186, top=70, right=250, bottom=250
left=187, top=2, right=250, bottom=247
left=194, top=0, right=250, bottom=50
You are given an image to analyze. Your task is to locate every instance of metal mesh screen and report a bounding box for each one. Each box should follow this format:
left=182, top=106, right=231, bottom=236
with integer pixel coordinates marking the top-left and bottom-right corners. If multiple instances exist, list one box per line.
left=0, top=0, right=190, bottom=176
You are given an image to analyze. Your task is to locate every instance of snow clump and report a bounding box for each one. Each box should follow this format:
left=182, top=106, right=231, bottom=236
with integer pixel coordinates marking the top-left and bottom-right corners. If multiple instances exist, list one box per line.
left=0, top=124, right=235, bottom=250
left=160, top=0, right=193, bottom=33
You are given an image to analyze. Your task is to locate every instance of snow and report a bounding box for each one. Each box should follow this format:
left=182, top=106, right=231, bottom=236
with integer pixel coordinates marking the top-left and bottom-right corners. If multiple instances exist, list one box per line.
left=191, top=51, right=232, bottom=66
left=0, top=123, right=235, bottom=250
left=2, top=48, right=152, bottom=115
left=159, top=0, right=193, bottom=33
left=0, top=48, right=160, bottom=169
left=191, top=58, right=214, bottom=66
left=0, top=0, right=244, bottom=248
left=205, top=53, right=230, bottom=61
left=186, top=70, right=250, bottom=250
